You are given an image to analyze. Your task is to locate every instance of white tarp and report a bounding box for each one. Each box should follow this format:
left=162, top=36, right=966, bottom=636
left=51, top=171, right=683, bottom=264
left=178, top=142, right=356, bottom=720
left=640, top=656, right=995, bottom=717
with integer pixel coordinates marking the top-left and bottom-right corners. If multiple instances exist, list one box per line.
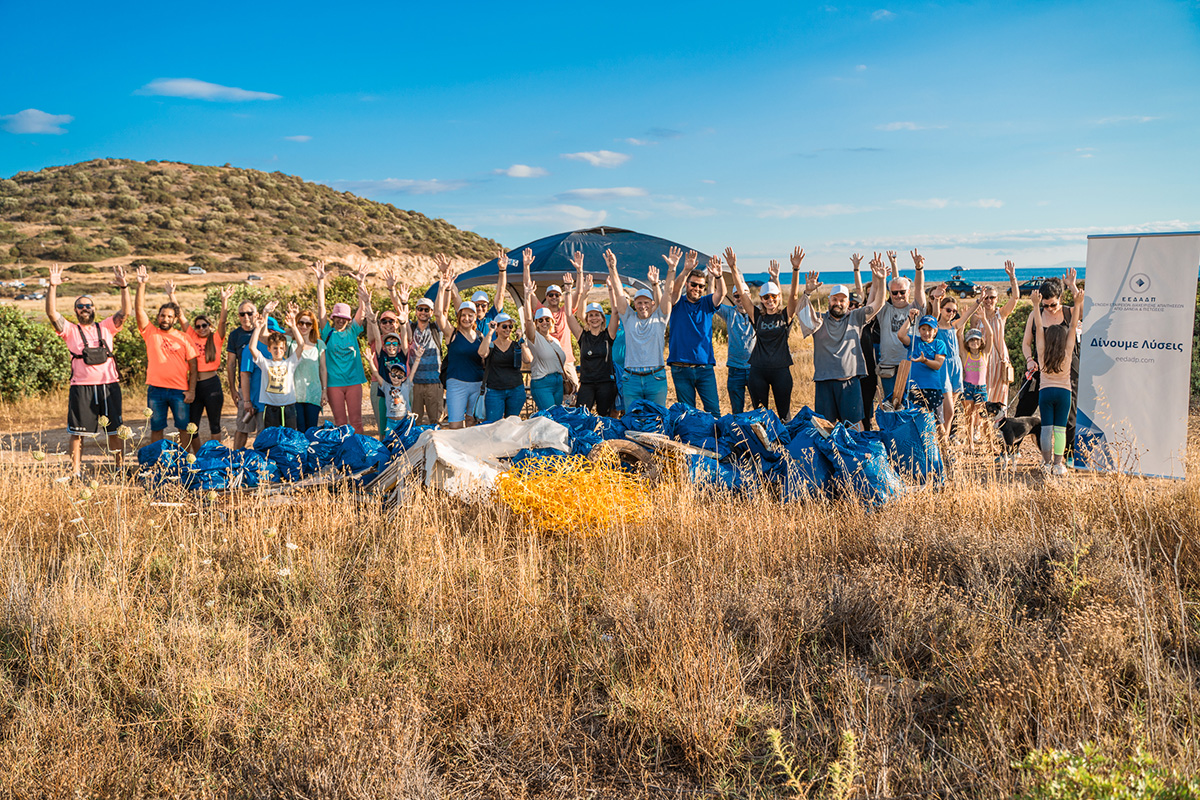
left=1077, top=232, right=1200, bottom=478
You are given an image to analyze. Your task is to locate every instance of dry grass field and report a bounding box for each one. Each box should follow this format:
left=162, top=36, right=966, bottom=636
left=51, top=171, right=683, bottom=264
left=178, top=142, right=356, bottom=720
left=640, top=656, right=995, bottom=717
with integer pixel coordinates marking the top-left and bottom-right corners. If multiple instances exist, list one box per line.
left=2, top=334, right=1199, bottom=798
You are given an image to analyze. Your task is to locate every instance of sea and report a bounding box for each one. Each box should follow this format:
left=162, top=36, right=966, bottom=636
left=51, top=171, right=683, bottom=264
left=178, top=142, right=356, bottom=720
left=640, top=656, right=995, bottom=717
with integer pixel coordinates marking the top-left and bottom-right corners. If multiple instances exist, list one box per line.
left=740, top=266, right=1084, bottom=287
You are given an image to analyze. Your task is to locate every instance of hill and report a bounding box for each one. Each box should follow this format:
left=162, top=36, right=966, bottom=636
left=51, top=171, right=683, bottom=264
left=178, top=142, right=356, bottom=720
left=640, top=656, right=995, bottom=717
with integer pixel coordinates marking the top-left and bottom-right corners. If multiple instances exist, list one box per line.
left=0, top=159, right=499, bottom=277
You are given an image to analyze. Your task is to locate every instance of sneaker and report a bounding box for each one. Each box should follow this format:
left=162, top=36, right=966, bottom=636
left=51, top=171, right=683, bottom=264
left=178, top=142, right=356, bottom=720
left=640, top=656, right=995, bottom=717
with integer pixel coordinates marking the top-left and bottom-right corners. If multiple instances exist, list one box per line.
left=1052, top=463, right=1068, bottom=477
left=1041, top=463, right=1053, bottom=476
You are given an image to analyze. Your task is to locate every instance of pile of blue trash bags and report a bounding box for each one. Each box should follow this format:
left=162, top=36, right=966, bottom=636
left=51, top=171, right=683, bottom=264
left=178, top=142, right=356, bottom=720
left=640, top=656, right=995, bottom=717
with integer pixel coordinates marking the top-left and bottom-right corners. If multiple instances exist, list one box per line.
left=136, top=419, right=438, bottom=492
left=134, top=404, right=941, bottom=505
left=530, top=401, right=944, bottom=506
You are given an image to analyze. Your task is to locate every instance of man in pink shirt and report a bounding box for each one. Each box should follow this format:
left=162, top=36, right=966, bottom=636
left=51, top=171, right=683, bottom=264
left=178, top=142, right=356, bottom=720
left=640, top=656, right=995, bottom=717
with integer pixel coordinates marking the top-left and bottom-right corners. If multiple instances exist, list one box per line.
left=45, top=263, right=131, bottom=478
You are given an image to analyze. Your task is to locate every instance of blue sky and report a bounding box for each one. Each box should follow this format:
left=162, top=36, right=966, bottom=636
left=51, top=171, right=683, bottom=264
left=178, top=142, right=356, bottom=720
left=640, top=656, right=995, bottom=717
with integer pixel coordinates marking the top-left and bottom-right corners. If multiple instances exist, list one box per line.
left=3, top=0, right=1198, bottom=274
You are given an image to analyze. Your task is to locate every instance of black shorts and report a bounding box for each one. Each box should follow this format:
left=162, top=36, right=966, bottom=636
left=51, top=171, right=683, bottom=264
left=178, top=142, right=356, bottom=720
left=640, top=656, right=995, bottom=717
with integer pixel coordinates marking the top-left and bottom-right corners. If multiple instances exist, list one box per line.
left=68, top=382, right=123, bottom=436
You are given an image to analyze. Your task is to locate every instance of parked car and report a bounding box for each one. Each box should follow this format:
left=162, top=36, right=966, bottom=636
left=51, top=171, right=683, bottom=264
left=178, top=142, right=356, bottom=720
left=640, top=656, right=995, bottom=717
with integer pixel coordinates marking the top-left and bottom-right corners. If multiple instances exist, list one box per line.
left=187, top=266, right=207, bottom=275
left=246, top=274, right=262, bottom=282
left=944, top=266, right=977, bottom=296
left=1012, top=277, right=1050, bottom=297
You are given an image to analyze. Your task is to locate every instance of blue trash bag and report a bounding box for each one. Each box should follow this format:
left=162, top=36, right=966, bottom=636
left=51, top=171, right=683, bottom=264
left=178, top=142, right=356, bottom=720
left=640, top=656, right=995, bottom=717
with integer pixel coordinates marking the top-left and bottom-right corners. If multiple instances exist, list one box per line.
left=254, top=426, right=311, bottom=480
left=232, top=448, right=278, bottom=488
left=814, top=425, right=903, bottom=507
left=874, top=406, right=943, bottom=482
left=510, top=447, right=571, bottom=468
left=717, top=408, right=791, bottom=462
left=533, top=406, right=603, bottom=456
left=333, top=433, right=390, bottom=481
left=196, top=439, right=233, bottom=463
left=182, top=456, right=237, bottom=491
left=623, top=400, right=672, bottom=436
left=686, top=454, right=745, bottom=492
left=595, top=415, right=628, bottom=441
left=400, top=424, right=437, bottom=451
left=306, top=422, right=355, bottom=467
left=669, top=403, right=720, bottom=453
left=780, top=407, right=836, bottom=499
left=137, top=439, right=185, bottom=468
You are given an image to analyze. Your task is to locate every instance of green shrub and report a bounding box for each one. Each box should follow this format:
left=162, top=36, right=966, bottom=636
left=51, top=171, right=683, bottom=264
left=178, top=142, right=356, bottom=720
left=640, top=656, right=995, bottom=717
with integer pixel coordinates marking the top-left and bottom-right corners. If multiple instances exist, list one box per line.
left=0, top=306, right=70, bottom=402
left=1006, top=300, right=1032, bottom=383
left=112, top=323, right=147, bottom=383
left=1015, top=744, right=1200, bottom=799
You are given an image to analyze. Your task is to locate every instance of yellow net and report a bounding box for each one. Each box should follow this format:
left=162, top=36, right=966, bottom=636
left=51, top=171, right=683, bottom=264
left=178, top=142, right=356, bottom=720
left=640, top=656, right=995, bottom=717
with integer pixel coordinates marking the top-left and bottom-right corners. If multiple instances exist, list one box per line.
left=494, top=451, right=651, bottom=535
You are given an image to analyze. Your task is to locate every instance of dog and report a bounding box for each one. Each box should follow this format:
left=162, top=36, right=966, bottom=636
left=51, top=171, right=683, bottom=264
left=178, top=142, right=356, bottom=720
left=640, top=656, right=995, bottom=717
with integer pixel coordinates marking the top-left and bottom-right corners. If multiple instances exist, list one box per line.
left=985, top=401, right=1041, bottom=469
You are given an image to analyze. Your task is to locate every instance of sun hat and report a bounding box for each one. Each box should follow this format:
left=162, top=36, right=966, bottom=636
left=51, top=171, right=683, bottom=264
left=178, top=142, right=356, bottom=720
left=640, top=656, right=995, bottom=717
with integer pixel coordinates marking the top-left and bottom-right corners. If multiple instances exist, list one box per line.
left=534, top=307, right=553, bottom=320
left=829, top=284, right=850, bottom=298
left=471, top=290, right=489, bottom=303
left=415, top=297, right=434, bottom=309
left=457, top=301, right=475, bottom=313
left=918, top=315, right=938, bottom=329
left=544, top=284, right=563, bottom=295
left=330, top=302, right=353, bottom=319
left=761, top=281, right=781, bottom=296
left=585, top=302, right=604, bottom=315
left=633, top=288, right=654, bottom=301
left=493, top=312, right=514, bottom=325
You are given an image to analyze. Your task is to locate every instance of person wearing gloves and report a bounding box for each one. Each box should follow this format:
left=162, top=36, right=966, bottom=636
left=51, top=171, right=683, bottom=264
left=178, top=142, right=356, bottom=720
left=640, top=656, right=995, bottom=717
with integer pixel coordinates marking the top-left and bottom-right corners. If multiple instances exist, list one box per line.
left=478, top=312, right=531, bottom=423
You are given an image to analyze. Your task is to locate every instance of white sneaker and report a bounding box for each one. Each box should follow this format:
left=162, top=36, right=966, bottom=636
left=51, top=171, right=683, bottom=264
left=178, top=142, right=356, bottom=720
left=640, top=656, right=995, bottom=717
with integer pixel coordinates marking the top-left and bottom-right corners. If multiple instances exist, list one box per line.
left=1052, top=463, right=1068, bottom=477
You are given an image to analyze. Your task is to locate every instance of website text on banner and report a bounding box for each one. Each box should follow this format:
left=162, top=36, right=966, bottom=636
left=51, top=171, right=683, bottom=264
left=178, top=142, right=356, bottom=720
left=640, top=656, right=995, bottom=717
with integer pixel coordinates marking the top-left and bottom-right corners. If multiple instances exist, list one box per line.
left=1076, top=232, right=1200, bottom=479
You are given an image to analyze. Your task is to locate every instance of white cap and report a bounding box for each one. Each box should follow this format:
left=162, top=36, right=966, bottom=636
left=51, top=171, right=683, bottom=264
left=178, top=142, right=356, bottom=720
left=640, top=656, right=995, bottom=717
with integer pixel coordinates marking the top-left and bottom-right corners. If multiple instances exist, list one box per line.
left=761, top=281, right=781, bottom=296
left=415, top=297, right=434, bottom=309
left=471, top=290, right=489, bottom=303
left=457, top=301, right=475, bottom=312
left=494, top=312, right=513, bottom=325
left=534, top=307, right=553, bottom=320
left=829, top=284, right=850, bottom=298
left=633, top=288, right=654, bottom=301
left=585, top=302, right=604, bottom=315
left=544, top=285, right=563, bottom=295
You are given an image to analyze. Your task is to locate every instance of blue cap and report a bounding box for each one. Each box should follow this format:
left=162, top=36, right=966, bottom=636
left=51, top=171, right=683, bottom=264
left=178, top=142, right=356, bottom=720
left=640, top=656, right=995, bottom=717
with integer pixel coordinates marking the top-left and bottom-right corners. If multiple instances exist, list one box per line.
left=918, top=315, right=938, bottom=329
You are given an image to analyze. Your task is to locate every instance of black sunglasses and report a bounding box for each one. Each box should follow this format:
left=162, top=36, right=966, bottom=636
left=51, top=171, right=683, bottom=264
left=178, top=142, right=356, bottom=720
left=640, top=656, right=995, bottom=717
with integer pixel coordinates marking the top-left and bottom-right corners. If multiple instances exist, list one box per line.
left=194, top=322, right=210, bottom=329
left=297, top=320, right=313, bottom=326
left=498, top=324, right=513, bottom=329
left=75, top=303, right=94, bottom=310
left=688, top=282, right=705, bottom=289
left=238, top=311, right=255, bottom=317
left=890, top=289, right=907, bottom=295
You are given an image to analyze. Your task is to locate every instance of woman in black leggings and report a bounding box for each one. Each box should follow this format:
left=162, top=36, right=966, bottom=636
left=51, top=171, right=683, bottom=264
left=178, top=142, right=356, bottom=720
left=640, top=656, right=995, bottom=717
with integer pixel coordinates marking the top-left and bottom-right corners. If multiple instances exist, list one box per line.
left=724, top=248, right=804, bottom=420
left=564, top=269, right=621, bottom=416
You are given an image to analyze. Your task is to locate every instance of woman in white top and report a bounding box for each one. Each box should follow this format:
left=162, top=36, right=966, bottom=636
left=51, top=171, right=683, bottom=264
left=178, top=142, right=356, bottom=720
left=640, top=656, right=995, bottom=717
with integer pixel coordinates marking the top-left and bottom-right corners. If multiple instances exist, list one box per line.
left=523, top=277, right=570, bottom=410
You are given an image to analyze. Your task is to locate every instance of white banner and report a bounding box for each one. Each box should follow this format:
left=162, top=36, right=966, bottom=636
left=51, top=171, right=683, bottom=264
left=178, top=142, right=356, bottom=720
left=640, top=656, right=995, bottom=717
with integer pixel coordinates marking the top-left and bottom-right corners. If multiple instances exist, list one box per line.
left=1076, top=232, right=1200, bottom=478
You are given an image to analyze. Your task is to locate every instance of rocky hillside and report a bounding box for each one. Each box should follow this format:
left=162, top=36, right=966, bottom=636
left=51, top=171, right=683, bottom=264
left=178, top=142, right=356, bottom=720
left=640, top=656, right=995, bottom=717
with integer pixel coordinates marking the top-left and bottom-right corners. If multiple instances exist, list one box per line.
left=0, top=159, right=499, bottom=276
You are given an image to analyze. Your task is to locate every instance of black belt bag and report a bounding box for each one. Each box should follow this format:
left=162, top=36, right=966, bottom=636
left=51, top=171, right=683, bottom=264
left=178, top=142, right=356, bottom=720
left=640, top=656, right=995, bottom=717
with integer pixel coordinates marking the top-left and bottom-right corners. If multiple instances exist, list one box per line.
left=72, top=323, right=113, bottom=366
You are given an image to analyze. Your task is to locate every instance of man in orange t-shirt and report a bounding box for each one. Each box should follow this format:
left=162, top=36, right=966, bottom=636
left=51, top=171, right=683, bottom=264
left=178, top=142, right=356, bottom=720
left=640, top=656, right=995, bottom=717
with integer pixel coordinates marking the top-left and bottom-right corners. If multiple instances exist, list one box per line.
left=134, top=266, right=198, bottom=447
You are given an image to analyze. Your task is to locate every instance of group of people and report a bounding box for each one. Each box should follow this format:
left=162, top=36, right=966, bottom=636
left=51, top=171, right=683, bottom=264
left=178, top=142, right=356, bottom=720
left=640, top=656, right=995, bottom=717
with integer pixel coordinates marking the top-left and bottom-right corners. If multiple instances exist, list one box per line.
left=45, top=247, right=1081, bottom=478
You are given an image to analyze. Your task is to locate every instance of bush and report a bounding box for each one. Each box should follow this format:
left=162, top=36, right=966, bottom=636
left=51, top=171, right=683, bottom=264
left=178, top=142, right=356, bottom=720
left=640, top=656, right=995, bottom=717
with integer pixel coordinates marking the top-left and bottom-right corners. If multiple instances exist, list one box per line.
left=112, top=322, right=147, bottom=383
left=0, top=306, right=70, bottom=402
left=1015, top=744, right=1200, bottom=799
left=1006, top=300, right=1032, bottom=383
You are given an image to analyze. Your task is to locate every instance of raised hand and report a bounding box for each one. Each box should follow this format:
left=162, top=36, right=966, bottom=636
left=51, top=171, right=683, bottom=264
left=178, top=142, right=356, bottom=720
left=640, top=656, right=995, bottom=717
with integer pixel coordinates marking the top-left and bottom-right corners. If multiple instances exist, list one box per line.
left=869, top=253, right=887, bottom=279
left=722, top=247, right=737, bottom=272
left=286, top=301, right=300, bottom=322
left=850, top=253, right=863, bottom=270
left=662, top=245, right=683, bottom=271
left=707, top=254, right=723, bottom=278
left=309, top=260, right=327, bottom=281
left=790, top=247, right=806, bottom=271
left=1065, top=267, right=1078, bottom=294
left=164, top=279, right=177, bottom=297
left=384, top=266, right=397, bottom=290
left=397, top=282, right=412, bottom=303
left=219, top=284, right=235, bottom=303
left=647, top=265, right=660, bottom=285
left=603, top=249, right=617, bottom=271
left=804, top=271, right=821, bottom=296
left=569, top=250, right=584, bottom=272
left=434, top=253, right=453, bottom=277
left=910, top=249, right=925, bottom=270
left=580, top=274, right=595, bottom=295
left=522, top=247, right=534, bottom=269
left=930, top=282, right=947, bottom=301
left=1030, top=289, right=1042, bottom=306
left=887, top=251, right=898, bottom=269
left=768, top=259, right=781, bottom=283
left=136, top=265, right=149, bottom=284
left=562, top=272, right=575, bottom=288
left=1004, top=259, right=1017, bottom=279
left=907, top=307, right=920, bottom=324
left=111, top=264, right=127, bottom=288
left=683, top=250, right=699, bottom=272
left=353, top=263, right=372, bottom=284
left=263, top=300, right=279, bottom=317
left=411, top=341, right=426, bottom=360
left=48, top=263, right=64, bottom=286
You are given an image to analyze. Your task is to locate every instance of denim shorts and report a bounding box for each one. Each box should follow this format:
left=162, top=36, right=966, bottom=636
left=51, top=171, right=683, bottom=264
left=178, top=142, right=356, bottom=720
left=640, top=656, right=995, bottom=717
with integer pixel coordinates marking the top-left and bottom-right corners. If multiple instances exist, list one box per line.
left=963, top=382, right=987, bottom=403
left=147, top=384, right=190, bottom=432
left=445, top=378, right=482, bottom=423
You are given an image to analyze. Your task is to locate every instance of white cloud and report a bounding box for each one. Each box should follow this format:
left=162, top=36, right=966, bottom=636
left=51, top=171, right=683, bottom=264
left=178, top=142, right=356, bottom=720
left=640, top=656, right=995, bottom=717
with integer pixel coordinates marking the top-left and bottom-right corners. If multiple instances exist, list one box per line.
left=624, top=138, right=654, bottom=146
left=894, top=198, right=950, bottom=209
left=328, top=178, right=468, bottom=195
left=876, top=121, right=946, bottom=131
left=495, top=164, right=548, bottom=178
left=825, top=219, right=1200, bottom=251
left=735, top=199, right=875, bottom=219
left=872, top=9, right=896, bottom=20
left=967, top=198, right=1004, bottom=209
left=557, top=187, right=647, bottom=200
left=1, top=108, right=73, bottom=134
left=700, top=179, right=716, bottom=184
left=1094, top=115, right=1160, bottom=125
left=137, top=78, right=281, bottom=102
left=284, top=135, right=311, bottom=142
left=1076, top=147, right=1095, bottom=158
left=855, top=64, right=867, bottom=71
left=466, top=204, right=608, bottom=229
left=561, top=150, right=630, bottom=168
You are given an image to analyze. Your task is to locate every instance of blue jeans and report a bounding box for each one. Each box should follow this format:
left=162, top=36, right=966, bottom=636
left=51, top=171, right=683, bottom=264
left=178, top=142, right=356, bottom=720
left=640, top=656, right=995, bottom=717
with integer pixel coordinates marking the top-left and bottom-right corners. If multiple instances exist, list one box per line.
left=623, top=369, right=668, bottom=406
left=446, top=378, right=482, bottom=423
left=670, top=364, right=720, bottom=414
left=726, top=367, right=750, bottom=415
left=295, top=402, right=321, bottom=432
left=529, top=374, right=563, bottom=411
left=147, top=385, right=189, bottom=432
left=484, top=385, right=526, bottom=423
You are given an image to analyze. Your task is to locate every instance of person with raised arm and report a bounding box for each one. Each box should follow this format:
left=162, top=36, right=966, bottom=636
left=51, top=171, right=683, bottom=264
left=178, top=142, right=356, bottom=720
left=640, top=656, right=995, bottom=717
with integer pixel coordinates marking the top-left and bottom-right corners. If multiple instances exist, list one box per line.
left=853, top=252, right=883, bottom=428
left=956, top=300, right=993, bottom=451
left=898, top=308, right=952, bottom=454
left=45, top=263, right=131, bottom=478
left=291, top=306, right=328, bottom=431
left=312, top=260, right=369, bottom=434
left=875, top=249, right=928, bottom=406
left=521, top=246, right=578, bottom=395
left=714, top=266, right=757, bottom=415
left=176, top=284, right=234, bottom=451
left=247, top=303, right=312, bottom=429
left=725, top=247, right=803, bottom=419
left=478, top=311, right=531, bottom=423
left=1029, top=288, right=1081, bottom=477
left=452, top=248, right=505, bottom=336
left=1018, top=270, right=1084, bottom=467
left=980, top=259, right=1021, bottom=405
left=606, top=248, right=671, bottom=406
left=927, top=285, right=964, bottom=440
left=799, top=253, right=887, bottom=427
left=435, top=256, right=484, bottom=428
left=523, top=268, right=570, bottom=411
left=135, top=266, right=198, bottom=448
left=665, top=247, right=725, bottom=413
left=365, top=265, right=411, bottom=438
left=567, top=265, right=622, bottom=415
left=227, top=295, right=260, bottom=449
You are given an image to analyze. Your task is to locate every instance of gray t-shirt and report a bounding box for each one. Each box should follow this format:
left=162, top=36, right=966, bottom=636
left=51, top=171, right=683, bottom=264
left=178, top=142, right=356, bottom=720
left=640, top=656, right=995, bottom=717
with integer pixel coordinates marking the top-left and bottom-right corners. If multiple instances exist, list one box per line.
left=620, top=307, right=668, bottom=370
left=811, top=306, right=870, bottom=381
left=528, top=332, right=566, bottom=381
left=876, top=301, right=920, bottom=367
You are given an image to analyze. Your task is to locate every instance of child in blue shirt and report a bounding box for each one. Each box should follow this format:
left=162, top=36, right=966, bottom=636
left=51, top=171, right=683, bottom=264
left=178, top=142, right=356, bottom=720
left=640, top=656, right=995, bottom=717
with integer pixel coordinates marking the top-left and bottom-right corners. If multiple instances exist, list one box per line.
left=899, top=312, right=952, bottom=451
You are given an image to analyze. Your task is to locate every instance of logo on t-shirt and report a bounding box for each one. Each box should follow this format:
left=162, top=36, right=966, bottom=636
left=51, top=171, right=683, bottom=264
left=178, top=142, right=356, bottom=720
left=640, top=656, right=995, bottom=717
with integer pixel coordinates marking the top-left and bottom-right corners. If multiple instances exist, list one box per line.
left=266, top=363, right=288, bottom=394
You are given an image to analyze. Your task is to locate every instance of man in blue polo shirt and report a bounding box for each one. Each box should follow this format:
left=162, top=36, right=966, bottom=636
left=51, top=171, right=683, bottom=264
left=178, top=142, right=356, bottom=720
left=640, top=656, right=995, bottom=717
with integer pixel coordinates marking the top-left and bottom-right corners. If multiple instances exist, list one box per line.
left=666, top=249, right=725, bottom=413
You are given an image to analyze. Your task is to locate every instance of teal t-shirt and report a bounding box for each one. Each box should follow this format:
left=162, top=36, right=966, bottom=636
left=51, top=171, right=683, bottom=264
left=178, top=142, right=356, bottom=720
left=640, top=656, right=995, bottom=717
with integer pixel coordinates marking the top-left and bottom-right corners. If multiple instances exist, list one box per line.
left=321, top=321, right=366, bottom=387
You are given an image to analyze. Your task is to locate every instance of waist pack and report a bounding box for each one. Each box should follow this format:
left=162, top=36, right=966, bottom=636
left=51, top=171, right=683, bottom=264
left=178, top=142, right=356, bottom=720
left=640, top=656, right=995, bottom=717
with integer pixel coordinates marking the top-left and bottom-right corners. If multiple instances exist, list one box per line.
left=876, top=363, right=898, bottom=379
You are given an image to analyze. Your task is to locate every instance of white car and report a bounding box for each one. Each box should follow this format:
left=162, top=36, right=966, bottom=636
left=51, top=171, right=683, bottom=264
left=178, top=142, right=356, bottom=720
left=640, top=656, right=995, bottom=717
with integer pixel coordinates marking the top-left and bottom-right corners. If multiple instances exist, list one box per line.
left=187, top=266, right=207, bottom=275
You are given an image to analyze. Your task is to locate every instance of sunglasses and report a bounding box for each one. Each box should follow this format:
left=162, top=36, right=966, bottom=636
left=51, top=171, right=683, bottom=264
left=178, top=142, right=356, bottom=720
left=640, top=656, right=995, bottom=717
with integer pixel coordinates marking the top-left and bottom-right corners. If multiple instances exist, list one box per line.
left=297, top=320, right=313, bottom=327
left=498, top=324, right=513, bottom=330
left=75, top=303, right=94, bottom=310
left=194, top=322, right=210, bottom=330
left=380, top=318, right=398, bottom=324
left=890, top=290, right=907, bottom=295
left=238, top=311, right=255, bottom=317
left=544, top=293, right=562, bottom=298
left=383, top=341, right=401, bottom=347
left=688, top=282, right=705, bottom=289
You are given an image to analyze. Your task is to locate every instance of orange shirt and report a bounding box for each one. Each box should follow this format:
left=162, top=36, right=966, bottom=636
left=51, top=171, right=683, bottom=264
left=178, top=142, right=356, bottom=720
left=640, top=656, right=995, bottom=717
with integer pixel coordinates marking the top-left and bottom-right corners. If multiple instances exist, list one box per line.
left=184, top=328, right=225, bottom=372
left=142, top=324, right=198, bottom=390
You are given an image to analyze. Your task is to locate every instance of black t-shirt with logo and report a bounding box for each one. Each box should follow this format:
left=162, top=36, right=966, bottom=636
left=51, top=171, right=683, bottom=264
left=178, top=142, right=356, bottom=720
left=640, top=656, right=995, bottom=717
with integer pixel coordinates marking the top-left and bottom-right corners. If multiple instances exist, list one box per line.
left=750, top=308, right=793, bottom=369
left=578, top=329, right=615, bottom=383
